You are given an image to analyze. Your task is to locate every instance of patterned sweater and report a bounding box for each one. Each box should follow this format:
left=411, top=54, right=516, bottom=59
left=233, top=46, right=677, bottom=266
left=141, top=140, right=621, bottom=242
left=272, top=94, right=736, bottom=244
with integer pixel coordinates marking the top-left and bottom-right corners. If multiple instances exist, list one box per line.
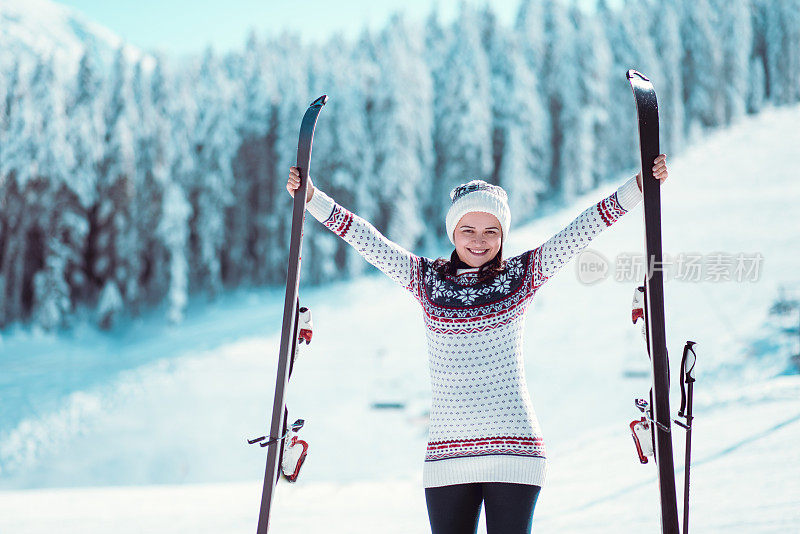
left=305, top=177, right=643, bottom=488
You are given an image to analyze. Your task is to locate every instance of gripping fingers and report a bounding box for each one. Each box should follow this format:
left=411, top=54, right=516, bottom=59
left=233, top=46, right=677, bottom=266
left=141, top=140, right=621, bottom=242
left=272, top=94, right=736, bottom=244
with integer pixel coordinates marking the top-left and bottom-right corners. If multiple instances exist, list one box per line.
left=287, top=166, right=301, bottom=197
left=651, top=154, right=668, bottom=184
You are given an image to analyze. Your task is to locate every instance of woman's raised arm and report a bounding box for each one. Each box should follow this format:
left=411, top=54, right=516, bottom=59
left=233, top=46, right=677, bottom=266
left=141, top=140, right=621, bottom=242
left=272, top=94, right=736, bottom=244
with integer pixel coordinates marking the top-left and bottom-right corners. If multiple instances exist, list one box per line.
left=287, top=166, right=423, bottom=299
left=528, top=154, right=668, bottom=291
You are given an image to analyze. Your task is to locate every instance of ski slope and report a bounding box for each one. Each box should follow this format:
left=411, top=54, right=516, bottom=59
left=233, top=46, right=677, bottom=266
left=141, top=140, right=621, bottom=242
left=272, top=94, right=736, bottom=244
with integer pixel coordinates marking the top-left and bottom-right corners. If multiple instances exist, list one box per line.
left=1, top=103, right=799, bottom=532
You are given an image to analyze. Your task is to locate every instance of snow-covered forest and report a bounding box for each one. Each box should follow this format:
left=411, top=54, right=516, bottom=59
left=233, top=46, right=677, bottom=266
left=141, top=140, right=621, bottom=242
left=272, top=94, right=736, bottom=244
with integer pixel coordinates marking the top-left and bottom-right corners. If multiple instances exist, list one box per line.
left=0, top=0, right=798, bottom=331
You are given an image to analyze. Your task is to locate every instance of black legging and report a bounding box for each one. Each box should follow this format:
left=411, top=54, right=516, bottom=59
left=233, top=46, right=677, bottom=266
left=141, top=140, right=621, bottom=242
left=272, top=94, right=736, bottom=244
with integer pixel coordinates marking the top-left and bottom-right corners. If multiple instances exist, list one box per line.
left=425, top=482, right=541, bottom=534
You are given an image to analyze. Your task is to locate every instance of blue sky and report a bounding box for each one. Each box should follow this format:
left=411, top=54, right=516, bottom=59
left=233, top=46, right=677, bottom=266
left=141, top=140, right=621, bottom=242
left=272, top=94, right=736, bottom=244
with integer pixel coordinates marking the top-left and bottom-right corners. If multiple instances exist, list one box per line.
left=53, top=0, right=525, bottom=56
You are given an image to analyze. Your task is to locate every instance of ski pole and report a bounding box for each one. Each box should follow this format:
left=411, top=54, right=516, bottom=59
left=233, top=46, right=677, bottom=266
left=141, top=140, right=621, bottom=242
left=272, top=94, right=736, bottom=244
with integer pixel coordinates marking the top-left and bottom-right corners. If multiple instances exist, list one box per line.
left=674, top=341, right=697, bottom=534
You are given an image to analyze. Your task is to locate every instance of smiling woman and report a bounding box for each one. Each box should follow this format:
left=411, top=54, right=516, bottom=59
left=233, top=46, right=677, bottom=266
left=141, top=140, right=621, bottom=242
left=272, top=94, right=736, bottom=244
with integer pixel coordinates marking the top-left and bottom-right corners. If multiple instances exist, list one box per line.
left=453, top=211, right=503, bottom=267
left=443, top=179, right=510, bottom=275
left=286, top=152, right=668, bottom=533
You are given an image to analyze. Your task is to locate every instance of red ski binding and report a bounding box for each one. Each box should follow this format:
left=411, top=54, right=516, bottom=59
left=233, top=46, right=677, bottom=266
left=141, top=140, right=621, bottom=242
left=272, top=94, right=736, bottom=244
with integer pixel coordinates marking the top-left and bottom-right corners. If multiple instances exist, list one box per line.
left=630, top=417, right=653, bottom=464
left=281, top=435, right=309, bottom=483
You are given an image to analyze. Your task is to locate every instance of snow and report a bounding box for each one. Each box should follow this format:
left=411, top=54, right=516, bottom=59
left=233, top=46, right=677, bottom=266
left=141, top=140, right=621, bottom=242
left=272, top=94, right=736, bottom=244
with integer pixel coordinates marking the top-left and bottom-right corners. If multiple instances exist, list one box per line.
left=0, top=0, right=147, bottom=77
left=1, top=102, right=799, bottom=531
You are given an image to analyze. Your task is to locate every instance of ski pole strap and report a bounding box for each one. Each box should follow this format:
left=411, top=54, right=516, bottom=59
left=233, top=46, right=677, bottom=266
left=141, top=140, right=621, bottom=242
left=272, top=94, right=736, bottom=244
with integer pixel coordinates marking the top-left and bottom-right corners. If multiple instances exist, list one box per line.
left=678, top=341, right=697, bottom=417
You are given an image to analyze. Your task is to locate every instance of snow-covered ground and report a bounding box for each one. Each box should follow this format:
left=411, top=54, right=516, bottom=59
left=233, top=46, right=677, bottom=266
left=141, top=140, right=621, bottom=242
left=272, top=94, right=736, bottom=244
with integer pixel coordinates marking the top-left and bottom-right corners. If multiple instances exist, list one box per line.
left=1, top=103, right=799, bottom=532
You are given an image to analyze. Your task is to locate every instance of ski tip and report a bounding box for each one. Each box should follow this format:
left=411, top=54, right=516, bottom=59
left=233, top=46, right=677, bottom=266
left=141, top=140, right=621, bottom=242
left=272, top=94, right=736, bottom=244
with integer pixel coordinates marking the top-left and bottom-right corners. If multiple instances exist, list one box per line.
left=626, top=69, right=650, bottom=82
left=310, top=94, right=328, bottom=107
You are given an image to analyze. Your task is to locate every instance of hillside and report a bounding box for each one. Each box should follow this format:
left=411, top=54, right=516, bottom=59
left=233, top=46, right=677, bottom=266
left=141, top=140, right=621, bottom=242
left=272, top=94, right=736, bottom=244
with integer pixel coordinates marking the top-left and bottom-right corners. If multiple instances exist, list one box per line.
left=0, top=0, right=146, bottom=75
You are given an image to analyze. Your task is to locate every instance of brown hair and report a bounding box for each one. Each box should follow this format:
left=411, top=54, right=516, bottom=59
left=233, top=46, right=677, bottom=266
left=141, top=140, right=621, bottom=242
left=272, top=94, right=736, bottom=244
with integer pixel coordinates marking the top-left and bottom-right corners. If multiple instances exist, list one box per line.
left=432, top=246, right=507, bottom=283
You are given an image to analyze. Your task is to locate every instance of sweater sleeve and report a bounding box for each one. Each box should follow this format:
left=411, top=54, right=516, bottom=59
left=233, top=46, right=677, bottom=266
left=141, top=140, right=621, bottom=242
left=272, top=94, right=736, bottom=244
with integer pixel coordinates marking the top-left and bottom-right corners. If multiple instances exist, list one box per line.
left=528, top=176, right=642, bottom=292
left=306, top=188, right=423, bottom=298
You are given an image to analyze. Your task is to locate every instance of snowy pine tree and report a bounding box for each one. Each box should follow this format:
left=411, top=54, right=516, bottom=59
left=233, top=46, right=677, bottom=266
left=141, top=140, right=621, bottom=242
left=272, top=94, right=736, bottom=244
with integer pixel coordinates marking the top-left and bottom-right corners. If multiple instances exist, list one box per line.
left=515, top=0, right=547, bottom=86
left=0, top=60, right=25, bottom=327
left=224, top=31, right=269, bottom=287
left=2, top=0, right=800, bottom=330
left=57, top=50, right=103, bottom=320
left=764, top=0, right=800, bottom=105
left=165, top=67, right=198, bottom=321
left=159, top=180, right=191, bottom=324
left=680, top=0, right=724, bottom=137
left=371, top=14, right=433, bottom=252
left=187, top=48, right=235, bottom=296
left=750, top=0, right=770, bottom=114
left=651, top=0, right=685, bottom=154
left=429, top=3, right=492, bottom=242
left=597, top=0, right=650, bottom=178
left=306, top=33, right=375, bottom=281
left=481, top=5, right=547, bottom=221
left=568, top=3, right=613, bottom=194
left=714, top=0, right=753, bottom=125
left=27, top=57, right=74, bottom=330
left=91, top=47, right=138, bottom=327
left=264, top=36, right=311, bottom=286
left=747, top=55, right=767, bottom=114
left=421, top=9, right=449, bottom=248
left=129, top=57, right=170, bottom=310
left=541, top=0, right=579, bottom=198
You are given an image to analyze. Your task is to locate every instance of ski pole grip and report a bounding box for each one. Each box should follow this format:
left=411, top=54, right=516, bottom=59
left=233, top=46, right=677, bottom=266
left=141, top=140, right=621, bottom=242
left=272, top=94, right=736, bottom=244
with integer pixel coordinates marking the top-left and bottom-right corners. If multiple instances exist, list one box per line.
left=683, top=341, right=697, bottom=382
left=678, top=341, right=697, bottom=417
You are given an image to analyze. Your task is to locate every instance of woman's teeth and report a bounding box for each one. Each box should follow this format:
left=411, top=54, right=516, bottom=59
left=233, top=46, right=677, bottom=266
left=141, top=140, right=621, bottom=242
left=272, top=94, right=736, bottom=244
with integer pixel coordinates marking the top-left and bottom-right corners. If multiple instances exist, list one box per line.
left=468, top=248, right=488, bottom=255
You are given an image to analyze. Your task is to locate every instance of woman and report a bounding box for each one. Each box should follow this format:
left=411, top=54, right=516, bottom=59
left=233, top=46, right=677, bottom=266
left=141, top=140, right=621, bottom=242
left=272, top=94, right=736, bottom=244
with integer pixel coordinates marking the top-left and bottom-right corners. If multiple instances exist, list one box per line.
left=287, top=155, right=669, bottom=533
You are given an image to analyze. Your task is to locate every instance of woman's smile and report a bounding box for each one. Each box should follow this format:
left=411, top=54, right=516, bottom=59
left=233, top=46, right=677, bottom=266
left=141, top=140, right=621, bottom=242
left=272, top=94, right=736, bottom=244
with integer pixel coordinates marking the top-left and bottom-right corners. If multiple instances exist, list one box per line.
left=453, top=211, right=503, bottom=267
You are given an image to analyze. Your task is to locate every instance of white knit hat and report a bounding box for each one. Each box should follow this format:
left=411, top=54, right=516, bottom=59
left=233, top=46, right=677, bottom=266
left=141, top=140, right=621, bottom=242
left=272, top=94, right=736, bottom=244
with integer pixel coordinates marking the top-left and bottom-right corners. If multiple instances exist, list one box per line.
left=445, top=180, right=511, bottom=246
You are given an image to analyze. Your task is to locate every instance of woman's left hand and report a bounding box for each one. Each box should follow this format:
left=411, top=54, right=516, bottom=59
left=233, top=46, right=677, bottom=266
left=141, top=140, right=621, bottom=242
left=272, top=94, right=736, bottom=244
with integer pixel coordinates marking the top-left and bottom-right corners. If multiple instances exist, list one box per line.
left=635, top=153, right=668, bottom=192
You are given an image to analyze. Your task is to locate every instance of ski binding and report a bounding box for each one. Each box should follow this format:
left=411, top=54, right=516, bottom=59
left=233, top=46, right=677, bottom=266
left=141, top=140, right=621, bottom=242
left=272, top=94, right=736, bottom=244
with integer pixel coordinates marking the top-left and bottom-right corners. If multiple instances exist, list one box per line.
left=630, top=416, right=654, bottom=464
left=281, top=429, right=309, bottom=483
left=248, top=419, right=305, bottom=448
left=298, top=306, right=313, bottom=346
left=631, top=285, right=647, bottom=341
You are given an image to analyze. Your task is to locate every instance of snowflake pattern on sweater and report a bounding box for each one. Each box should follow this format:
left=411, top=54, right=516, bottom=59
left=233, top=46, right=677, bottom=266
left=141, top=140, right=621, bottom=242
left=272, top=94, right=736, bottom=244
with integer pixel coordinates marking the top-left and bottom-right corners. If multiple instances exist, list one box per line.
left=306, top=177, right=641, bottom=488
left=428, top=260, right=523, bottom=305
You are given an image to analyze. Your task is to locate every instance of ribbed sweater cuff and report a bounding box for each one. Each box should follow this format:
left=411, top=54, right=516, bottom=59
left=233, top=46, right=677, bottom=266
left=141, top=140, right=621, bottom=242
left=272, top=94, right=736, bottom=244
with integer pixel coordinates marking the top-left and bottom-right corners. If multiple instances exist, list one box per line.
left=423, top=455, right=548, bottom=488
left=616, top=175, right=642, bottom=212
left=306, top=187, right=335, bottom=222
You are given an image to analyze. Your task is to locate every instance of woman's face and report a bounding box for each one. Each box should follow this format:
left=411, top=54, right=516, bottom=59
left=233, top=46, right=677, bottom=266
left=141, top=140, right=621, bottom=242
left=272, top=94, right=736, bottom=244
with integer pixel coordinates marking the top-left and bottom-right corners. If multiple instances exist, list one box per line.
left=453, top=211, right=502, bottom=268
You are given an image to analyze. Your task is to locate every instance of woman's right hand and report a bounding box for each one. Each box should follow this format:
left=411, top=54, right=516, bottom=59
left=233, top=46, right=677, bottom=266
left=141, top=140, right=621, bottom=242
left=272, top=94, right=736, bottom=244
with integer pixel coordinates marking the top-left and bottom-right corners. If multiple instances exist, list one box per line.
left=287, top=166, right=315, bottom=202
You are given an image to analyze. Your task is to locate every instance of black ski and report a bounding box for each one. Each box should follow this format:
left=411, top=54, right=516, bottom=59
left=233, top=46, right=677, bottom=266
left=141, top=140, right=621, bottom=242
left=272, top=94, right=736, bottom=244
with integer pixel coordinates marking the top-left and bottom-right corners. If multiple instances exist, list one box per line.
left=626, top=70, right=679, bottom=534
left=255, top=94, right=328, bottom=534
